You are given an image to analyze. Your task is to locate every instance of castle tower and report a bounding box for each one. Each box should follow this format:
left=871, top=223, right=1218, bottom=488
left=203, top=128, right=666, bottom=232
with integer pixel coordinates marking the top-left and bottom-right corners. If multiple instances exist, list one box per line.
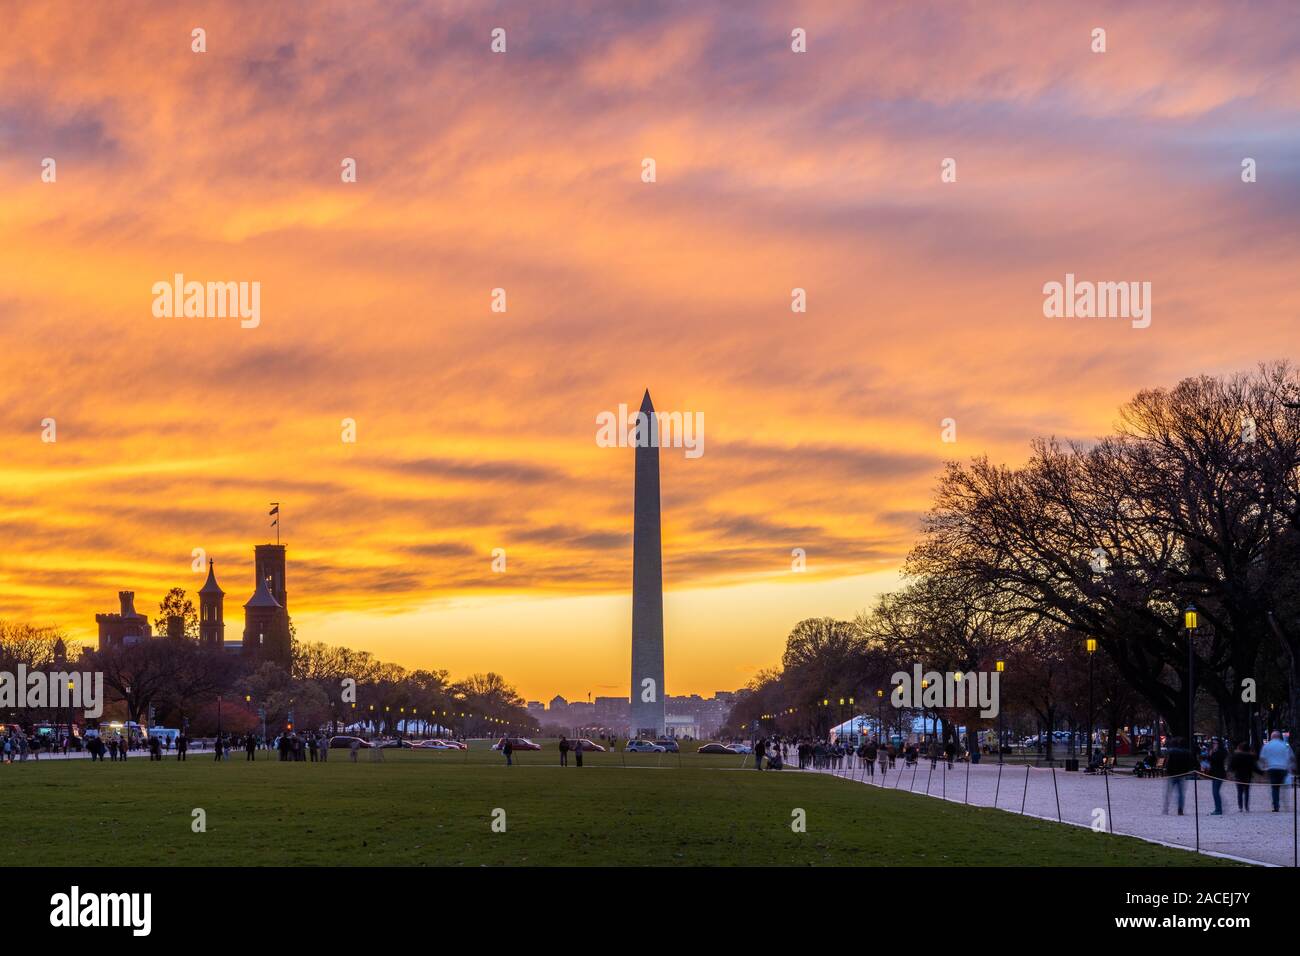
left=629, top=389, right=666, bottom=738
left=243, top=572, right=285, bottom=664
left=198, top=559, right=225, bottom=647
left=254, top=544, right=287, bottom=613
left=251, top=543, right=291, bottom=666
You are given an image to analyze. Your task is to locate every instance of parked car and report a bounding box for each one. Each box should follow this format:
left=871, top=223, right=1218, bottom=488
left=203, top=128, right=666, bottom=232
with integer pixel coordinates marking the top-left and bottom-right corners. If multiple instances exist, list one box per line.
left=654, top=738, right=680, bottom=752
left=491, top=737, right=541, bottom=751
left=432, top=739, right=467, bottom=750
left=571, top=738, right=606, bottom=752
left=625, top=740, right=666, bottom=753
left=328, top=735, right=371, bottom=749
left=697, top=742, right=739, bottom=755
left=730, top=742, right=754, bottom=754
left=413, top=739, right=457, bottom=750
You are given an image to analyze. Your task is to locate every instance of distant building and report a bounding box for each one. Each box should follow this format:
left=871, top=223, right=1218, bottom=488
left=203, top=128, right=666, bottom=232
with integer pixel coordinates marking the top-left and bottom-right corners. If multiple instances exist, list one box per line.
left=664, top=714, right=699, bottom=739
left=91, top=541, right=293, bottom=669
left=95, top=591, right=152, bottom=649
left=594, top=696, right=630, bottom=730
left=199, top=559, right=225, bottom=646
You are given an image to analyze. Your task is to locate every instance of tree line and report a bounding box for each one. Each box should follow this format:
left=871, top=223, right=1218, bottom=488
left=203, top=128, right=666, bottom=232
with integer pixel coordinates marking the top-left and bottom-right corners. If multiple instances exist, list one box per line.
left=726, top=364, right=1300, bottom=758
left=0, top=620, right=539, bottom=739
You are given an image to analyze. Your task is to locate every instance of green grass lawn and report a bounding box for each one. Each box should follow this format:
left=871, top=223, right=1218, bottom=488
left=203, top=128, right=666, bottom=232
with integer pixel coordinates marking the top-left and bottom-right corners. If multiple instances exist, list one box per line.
left=0, top=744, right=1239, bottom=866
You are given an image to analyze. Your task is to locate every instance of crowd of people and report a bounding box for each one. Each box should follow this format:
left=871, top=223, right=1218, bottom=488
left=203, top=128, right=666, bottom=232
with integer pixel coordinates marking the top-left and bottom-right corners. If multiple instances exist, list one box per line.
left=751, top=735, right=965, bottom=772
left=0, top=727, right=348, bottom=764
left=749, top=731, right=1298, bottom=819
left=1141, top=732, right=1298, bottom=816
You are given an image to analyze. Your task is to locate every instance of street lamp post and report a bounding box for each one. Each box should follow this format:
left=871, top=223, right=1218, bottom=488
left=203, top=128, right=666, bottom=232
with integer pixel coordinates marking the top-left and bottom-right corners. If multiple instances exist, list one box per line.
left=66, top=679, right=75, bottom=752
left=1086, top=639, right=1097, bottom=763
left=875, top=689, right=884, bottom=746
left=1184, top=603, right=1199, bottom=749
left=995, top=660, right=1005, bottom=763
left=920, top=679, right=931, bottom=746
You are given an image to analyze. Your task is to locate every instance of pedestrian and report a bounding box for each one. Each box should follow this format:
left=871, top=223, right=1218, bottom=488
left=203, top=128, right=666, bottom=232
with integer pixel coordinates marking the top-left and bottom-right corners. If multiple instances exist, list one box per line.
left=574, top=739, right=583, bottom=768
left=502, top=738, right=513, bottom=766
left=1206, top=739, right=1227, bottom=815
left=177, top=733, right=188, bottom=761
left=309, top=734, right=318, bottom=762
left=1229, top=741, right=1256, bottom=811
left=319, top=734, right=329, bottom=761
left=1259, top=731, right=1294, bottom=813
left=1162, top=737, right=1196, bottom=815
left=753, top=737, right=766, bottom=771
left=558, top=735, right=569, bottom=767
left=349, top=738, right=360, bottom=762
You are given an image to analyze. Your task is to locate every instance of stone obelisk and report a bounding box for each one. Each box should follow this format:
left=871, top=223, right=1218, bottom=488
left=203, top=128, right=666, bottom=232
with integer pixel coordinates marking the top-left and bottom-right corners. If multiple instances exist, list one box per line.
left=630, top=388, right=666, bottom=738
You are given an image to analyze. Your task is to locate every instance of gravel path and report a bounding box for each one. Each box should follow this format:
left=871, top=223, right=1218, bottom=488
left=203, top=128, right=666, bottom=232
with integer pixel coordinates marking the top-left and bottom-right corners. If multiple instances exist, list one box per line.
left=803, top=758, right=1296, bottom=867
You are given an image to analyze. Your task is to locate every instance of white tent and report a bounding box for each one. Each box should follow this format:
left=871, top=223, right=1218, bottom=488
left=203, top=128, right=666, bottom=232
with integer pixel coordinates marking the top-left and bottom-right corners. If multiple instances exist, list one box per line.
left=830, top=713, right=964, bottom=742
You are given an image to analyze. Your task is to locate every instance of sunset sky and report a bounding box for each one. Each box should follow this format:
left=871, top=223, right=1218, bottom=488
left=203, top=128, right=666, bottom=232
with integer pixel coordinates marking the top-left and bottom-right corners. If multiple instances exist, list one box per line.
left=2, top=1, right=1298, bottom=702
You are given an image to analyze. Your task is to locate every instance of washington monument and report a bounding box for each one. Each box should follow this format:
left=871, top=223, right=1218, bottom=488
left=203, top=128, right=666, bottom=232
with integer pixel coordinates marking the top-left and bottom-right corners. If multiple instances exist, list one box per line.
left=630, top=388, right=666, bottom=737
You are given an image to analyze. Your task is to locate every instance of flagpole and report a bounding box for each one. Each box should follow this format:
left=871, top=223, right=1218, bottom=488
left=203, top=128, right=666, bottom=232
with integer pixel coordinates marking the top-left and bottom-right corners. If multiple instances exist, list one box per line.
left=270, top=502, right=280, bottom=546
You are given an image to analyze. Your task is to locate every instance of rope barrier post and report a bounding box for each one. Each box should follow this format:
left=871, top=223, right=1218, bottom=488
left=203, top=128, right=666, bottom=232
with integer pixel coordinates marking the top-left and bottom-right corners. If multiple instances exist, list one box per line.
left=965, top=759, right=970, bottom=805
left=994, top=760, right=1003, bottom=809
left=926, top=760, right=934, bottom=796
left=1051, top=767, right=1062, bottom=822
left=1021, top=764, right=1030, bottom=815
left=1104, top=767, right=1113, bottom=834
left=1192, top=775, right=1200, bottom=854
left=1293, top=777, right=1297, bottom=868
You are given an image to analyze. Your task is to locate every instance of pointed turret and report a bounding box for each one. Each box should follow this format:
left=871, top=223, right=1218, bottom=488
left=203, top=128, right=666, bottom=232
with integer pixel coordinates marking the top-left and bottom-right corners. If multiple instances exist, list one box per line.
left=199, top=558, right=224, bottom=596
left=199, top=559, right=226, bottom=647
left=244, top=573, right=282, bottom=609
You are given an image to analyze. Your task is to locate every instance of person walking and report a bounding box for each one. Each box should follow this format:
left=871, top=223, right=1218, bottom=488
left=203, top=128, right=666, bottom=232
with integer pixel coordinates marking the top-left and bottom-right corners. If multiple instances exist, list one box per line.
left=1206, top=739, right=1227, bottom=815
left=1259, top=731, right=1294, bottom=813
left=501, top=738, right=513, bottom=766
left=574, top=740, right=583, bottom=768
left=309, top=734, right=318, bottom=763
left=349, top=737, right=360, bottom=762
left=1229, top=741, right=1256, bottom=811
left=753, top=737, right=766, bottom=771
left=319, top=734, right=329, bottom=761
left=1162, top=737, right=1196, bottom=815
left=176, top=733, right=188, bottom=761
left=558, top=735, right=569, bottom=767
